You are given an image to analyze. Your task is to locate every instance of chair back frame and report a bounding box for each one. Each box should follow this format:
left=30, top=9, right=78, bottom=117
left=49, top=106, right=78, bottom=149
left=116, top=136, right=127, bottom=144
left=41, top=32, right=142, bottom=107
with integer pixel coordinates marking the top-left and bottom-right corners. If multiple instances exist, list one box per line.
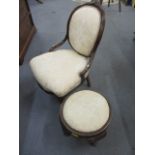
left=47, top=2, right=105, bottom=98
left=67, top=2, right=105, bottom=58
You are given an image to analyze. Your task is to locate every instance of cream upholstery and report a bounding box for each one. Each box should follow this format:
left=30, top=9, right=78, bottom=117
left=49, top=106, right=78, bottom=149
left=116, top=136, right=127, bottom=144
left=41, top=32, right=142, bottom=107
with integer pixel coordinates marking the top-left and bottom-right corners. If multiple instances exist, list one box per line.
left=69, top=6, right=101, bottom=56
left=30, top=49, right=89, bottom=97
left=63, top=90, right=110, bottom=133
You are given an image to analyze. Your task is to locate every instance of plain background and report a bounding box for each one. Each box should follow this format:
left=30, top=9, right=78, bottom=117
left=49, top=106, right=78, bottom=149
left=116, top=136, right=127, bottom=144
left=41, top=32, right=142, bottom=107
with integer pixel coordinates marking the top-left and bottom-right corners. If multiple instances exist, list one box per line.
left=0, top=0, right=155, bottom=155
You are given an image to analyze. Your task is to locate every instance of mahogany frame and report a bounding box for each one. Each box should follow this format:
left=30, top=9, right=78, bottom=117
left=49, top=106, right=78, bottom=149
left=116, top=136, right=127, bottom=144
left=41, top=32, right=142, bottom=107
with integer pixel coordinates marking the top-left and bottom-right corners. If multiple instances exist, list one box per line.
left=34, top=1, right=109, bottom=145
left=59, top=89, right=111, bottom=145
left=47, top=1, right=105, bottom=98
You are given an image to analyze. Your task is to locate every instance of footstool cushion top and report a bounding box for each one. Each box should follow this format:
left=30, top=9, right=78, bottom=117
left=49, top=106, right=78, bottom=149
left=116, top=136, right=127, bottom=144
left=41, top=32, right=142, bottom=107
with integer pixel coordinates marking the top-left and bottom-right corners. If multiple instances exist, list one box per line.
left=62, top=90, right=110, bottom=133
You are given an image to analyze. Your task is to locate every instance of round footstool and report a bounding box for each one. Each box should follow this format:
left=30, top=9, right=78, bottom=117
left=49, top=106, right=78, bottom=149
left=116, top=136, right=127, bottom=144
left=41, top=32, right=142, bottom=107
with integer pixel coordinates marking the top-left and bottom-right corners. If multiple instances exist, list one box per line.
left=59, top=90, right=111, bottom=144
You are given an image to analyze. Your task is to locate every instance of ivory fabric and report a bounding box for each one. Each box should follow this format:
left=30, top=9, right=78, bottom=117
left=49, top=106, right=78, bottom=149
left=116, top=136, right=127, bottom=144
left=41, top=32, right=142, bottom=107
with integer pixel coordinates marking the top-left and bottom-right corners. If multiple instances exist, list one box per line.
left=63, top=90, right=110, bottom=132
left=69, top=6, right=101, bottom=56
left=30, top=49, right=89, bottom=97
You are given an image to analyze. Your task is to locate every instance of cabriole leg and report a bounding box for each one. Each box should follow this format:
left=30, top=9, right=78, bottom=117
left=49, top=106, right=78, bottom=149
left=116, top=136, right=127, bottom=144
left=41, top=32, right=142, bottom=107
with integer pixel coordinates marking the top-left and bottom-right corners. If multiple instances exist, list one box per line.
left=86, top=76, right=91, bottom=87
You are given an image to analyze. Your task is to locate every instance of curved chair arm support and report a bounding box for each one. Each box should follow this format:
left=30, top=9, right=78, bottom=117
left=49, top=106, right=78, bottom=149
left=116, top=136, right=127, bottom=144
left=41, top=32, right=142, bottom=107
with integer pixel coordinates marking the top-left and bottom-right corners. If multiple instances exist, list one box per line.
left=80, top=60, right=91, bottom=80
left=80, top=52, right=96, bottom=80
left=48, top=35, right=67, bottom=52
left=80, top=57, right=93, bottom=80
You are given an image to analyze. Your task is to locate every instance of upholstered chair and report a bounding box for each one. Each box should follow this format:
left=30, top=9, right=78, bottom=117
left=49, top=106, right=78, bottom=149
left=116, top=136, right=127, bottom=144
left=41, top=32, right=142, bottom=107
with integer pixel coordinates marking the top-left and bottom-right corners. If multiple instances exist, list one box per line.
left=30, top=2, right=105, bottom=98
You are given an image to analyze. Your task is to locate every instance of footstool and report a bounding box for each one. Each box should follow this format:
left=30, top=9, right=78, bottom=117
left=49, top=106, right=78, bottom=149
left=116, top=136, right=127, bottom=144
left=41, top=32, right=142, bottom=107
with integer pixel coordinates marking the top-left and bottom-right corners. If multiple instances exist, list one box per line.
left=59, top=90, right=111, bottom=145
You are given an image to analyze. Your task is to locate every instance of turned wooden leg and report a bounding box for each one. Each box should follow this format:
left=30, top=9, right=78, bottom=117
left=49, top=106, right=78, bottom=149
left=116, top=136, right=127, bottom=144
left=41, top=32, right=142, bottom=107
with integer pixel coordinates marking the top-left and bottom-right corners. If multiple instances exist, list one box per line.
left=86, top=76, right=91, bottom=87
left=119, top=0, right=121, bottom=12
left=88, top=138, right=96, bottom=146
left=58, top=97, right=64, bottom=103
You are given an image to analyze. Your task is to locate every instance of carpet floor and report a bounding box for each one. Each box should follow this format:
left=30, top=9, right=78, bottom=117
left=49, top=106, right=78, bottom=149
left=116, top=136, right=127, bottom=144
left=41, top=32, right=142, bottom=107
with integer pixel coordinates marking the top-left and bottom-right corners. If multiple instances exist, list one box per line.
left=20, top=0, right=135, bottom=155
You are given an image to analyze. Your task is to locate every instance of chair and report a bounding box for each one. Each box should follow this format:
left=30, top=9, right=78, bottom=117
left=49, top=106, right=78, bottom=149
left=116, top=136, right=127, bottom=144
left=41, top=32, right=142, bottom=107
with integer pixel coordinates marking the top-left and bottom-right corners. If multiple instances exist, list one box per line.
left=30, top=2, right=105, bottom=98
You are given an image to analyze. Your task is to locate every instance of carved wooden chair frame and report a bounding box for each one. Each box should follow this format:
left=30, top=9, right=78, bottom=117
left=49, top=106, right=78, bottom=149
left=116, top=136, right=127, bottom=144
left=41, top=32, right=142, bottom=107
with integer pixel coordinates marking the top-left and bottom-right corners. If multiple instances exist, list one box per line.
left=40, top=1, right=106, bottom=99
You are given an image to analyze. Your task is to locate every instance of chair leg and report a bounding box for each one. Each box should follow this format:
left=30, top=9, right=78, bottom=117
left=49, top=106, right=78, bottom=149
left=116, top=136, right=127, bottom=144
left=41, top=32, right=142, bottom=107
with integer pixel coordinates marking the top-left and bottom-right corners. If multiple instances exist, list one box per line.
left=108, top=0, right=110, bottom=7
left=119, top=0, right=121, bottom=12
left=19, top=57, right=24, bottom=65
left=86, top=76, right=91, bottom=87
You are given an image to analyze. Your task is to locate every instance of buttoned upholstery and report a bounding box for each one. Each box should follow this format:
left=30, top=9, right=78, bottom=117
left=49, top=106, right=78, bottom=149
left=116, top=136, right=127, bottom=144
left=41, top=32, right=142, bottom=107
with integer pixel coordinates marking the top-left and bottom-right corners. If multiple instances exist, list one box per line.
left=30, top=49, right=89, bottom=97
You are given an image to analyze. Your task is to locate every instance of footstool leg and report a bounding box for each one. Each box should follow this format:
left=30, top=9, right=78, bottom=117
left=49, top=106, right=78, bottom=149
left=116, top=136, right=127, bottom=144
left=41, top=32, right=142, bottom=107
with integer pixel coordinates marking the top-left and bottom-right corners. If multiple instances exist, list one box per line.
left=101, top=130, right=107, bottom=139
left=60, top=121, right=71, bottom=136
left=88, top=130, right=107, bottom=146
left=88, top=137, right=97, bottom=146
left=86, top=76, right=91, bottom=87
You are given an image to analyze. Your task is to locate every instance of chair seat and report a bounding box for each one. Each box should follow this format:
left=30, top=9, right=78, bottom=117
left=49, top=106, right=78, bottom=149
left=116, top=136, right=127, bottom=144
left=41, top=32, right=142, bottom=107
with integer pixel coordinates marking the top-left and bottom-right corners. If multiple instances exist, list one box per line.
left=62, top=90, right=110, bottom=133
left=30, top=49, right=89, bottom=97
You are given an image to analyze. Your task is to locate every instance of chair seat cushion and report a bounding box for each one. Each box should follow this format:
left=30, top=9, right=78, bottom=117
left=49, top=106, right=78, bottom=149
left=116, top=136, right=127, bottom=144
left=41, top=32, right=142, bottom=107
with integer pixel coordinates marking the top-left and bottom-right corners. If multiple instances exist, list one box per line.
left=30, top=49, right=89, bottom=97
left=62, top=90, right=110, bottom=133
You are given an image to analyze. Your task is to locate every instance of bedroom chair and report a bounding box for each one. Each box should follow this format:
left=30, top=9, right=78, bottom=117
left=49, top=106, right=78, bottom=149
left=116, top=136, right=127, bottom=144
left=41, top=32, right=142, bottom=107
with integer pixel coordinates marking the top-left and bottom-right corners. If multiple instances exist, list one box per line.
left=30, top=2, right=105, bottom=98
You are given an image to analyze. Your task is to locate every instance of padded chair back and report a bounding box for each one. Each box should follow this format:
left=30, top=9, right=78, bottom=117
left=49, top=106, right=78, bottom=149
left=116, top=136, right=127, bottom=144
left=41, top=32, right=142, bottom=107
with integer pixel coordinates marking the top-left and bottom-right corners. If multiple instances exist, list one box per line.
left=68, top=3, right=105, bottom=57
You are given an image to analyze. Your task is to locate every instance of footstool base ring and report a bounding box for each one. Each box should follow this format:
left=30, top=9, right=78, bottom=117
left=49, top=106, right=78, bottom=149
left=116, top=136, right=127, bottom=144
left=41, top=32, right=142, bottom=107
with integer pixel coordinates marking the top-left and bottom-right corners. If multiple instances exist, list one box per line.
left=59, top=90, right=111, bottom=138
